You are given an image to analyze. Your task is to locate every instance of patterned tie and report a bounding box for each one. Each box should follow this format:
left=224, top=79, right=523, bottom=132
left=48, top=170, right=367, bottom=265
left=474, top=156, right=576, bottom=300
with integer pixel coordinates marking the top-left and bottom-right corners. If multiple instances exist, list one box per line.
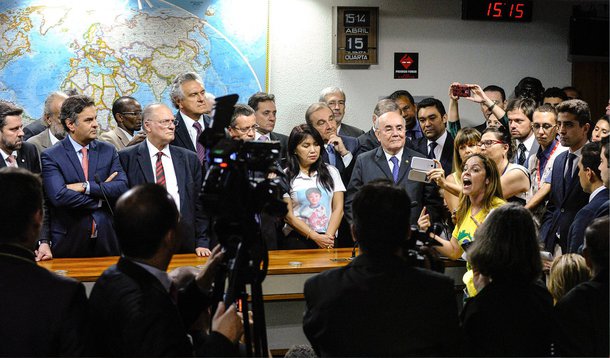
left=518, top=143, right=527, bottom=166
left=259, top=134, right=269, bottom=142
left=6, top=154, right=16, bottom=168
left=428, top=142, right=438, bottom=159
left=326, top=145, right=336, bottom=166
left=192, top=121, right=206, bottom=164
left=563, top=153, right=576, bottom=191
left=155, top=152, right=166, bottom=188
left=390, top=156, right=399, bottom=183
left=81, top=147, right=89, bottom=180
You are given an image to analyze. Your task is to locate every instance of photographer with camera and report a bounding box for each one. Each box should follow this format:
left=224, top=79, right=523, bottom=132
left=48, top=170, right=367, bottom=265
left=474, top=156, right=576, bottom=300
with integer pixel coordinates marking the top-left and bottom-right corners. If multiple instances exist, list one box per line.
left=419, top=153, right=506, bottom=297
left=303, top=180, right=459, bottom=356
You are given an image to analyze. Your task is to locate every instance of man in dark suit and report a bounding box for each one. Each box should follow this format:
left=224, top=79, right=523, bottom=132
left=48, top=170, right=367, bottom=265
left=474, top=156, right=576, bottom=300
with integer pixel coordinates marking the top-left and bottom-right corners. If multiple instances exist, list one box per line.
left=86, top=184, right=242, bottom=357
left=567, top=142, right=607, bottom=253
left=26, top=91, right=68, bottom=154
left=0, top=101, right=41, bottom=173
left=540, top=99, right=592, bottom=254
left=319, top=86, right=365, bottom=138
left=303, top=180, right=459, bottom=356
left=410, top=97, right=454, bottom=176
left=306, top=102, right=359, bottom=186
left=595, top=140, right=609, bottom=217
left=169, top=72, right=212, bottom=164
left=506, top=97, right=539, bottom=170
left=248, top=92, right=288, bottom=159
left=357, top=98, right=399, bottom=154
left=0, top=168, right=87, bottom=356
left=41, top=95, right=128, bottom=257
left=346, top=111, right=443, bottom=226
left=119, top=103, right=210, bottom=256
left=389, top=90, right=421, bottom=142
left=555, top=216, right=609, bottom=357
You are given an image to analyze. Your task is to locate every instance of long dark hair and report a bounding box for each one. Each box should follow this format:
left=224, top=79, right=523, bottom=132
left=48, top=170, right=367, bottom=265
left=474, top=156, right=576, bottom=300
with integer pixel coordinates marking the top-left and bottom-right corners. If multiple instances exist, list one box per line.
left=286, top=124, right=334, bottom=192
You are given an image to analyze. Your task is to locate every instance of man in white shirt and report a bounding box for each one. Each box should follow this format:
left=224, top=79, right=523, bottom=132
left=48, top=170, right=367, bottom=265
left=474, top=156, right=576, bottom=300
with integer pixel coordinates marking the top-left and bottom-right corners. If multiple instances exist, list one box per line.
left=118, top=103, right=211, bottom=256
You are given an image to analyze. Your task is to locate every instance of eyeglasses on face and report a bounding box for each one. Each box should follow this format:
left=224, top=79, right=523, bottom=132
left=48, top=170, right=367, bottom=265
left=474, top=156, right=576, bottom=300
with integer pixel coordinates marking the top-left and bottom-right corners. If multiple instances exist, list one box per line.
left=532, top=123, right=556, bottom=131
left=151, top=119, right=178, bottom=128
left=121, top=111, right=143, bottom=117
left=478, top=139, right=504, bottom=148
left=231, top=124, right=259, bottom=134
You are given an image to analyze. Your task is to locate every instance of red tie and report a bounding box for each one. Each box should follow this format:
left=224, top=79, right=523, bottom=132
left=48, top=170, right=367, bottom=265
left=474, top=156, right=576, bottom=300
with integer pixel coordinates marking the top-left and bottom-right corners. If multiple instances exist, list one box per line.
left=156, top=152, right=166, bottom=187
left=81, top=147, right=89, bottom=180
left=6, top=155, right=16, bottom=167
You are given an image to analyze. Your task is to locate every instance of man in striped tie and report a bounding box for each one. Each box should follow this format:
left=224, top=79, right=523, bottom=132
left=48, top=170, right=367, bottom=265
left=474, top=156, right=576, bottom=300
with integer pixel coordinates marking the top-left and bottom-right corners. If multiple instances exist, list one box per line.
left=118, top=103, right=211, bottom=256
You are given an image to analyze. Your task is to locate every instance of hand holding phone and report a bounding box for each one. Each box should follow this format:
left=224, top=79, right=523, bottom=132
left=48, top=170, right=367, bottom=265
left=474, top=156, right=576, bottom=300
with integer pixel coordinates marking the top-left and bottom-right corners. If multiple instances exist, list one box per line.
left=452, top=85, right=471, bottom=98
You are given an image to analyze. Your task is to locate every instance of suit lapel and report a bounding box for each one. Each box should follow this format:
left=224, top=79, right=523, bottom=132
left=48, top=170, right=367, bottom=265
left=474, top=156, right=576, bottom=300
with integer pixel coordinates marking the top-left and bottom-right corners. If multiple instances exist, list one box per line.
left=136, top=141, right=155, bottom=183
left=396, top=149, right=412, bottom=183
left=555, top=152, right=567, bottom=199
left=62, top=138, right=87, bottom=181
left=170, top=147, right=187, bottom=212
left=175, top=113, right=195, bottom=152
left=116, top=127, right=129, bottom=147
left=88, top=141, right=100, bottom=180
left=373, top=148, right=393, bottom=180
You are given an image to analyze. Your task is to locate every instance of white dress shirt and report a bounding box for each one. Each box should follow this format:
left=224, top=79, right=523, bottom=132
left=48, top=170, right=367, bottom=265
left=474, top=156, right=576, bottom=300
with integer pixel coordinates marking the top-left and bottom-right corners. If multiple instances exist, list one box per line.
left=146, top=139, right=180, bottom=211
left=179, top=110, right=204, bottom=149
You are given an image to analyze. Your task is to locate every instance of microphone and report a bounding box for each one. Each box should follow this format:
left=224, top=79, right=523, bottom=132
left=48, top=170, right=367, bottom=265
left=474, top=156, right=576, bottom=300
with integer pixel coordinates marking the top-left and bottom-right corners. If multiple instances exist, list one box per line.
left=94, top=174, right=115, bottom=217
left=350, top=240, right=359, bottom=259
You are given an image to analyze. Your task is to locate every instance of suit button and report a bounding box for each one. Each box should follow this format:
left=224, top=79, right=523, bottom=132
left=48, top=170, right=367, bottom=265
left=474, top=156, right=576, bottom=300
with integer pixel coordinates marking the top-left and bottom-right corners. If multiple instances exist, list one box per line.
left=560, top=208, right=565, bottom=213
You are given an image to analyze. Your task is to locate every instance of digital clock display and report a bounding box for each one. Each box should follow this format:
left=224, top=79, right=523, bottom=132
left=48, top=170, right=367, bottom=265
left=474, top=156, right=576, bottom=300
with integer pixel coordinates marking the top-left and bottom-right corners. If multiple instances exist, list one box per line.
left=462, top=0, right=533, bottom=22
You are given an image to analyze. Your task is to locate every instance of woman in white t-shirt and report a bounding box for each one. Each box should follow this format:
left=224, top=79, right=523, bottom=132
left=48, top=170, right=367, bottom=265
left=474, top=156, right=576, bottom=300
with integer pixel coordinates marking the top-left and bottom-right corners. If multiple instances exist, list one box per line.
left=282, top=124, right=345, bottom=249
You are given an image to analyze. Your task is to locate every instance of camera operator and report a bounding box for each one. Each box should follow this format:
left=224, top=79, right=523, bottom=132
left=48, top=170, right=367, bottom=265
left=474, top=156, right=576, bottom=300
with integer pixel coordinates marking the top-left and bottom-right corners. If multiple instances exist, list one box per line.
left=86, top=184, right=242, bottom=356
left=303, top=179, right=459, bottom=356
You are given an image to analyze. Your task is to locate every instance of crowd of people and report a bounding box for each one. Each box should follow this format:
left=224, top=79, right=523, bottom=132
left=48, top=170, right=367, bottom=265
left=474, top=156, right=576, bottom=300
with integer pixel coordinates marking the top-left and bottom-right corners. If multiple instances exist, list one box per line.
left=0, top=72, right=608, bottom=356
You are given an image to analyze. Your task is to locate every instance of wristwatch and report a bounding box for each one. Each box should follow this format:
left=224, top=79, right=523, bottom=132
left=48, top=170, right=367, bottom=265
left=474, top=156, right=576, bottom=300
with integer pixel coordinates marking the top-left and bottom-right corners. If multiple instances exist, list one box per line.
left=37, top=239, right=51, bottom=248
left=81, top=181, right=87, bottom=189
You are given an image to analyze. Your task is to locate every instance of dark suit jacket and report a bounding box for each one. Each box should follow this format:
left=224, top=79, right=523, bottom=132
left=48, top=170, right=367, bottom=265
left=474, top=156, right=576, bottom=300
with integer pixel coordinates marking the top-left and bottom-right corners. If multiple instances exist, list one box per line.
left=118, top=142, right=209, bottom=251
left=171, top=111, right=212, bottom=152
left=539, top=151, right=589, bottom=252
left=321, top=134, right=360, bottom=186
left=269, top=131, right=288, bottom=161
left=567, top=188, right=608, bottom=253
left=515, top=137, right=540, bottom=170
left=23, top=119, right=47, bottom=141
left=86, top=257, right=237, bottom=357
left=338, top=122, right=365, bottom=138
left=0, top=243, right=87, bottom=356
left=41, top=137, right=128, bottom=257
left=0, top=141, right=41, bottom=173
left=356, top=128, right=379, bottom=155
left=410, top=131, right=454, bottom=176
left=554, top=269, right=609, bottom=357
left=460, top=280, right=555, bottom=357
left=303, top=253, right=459, bottom=356
left=345, top=146, right=443, bottom=225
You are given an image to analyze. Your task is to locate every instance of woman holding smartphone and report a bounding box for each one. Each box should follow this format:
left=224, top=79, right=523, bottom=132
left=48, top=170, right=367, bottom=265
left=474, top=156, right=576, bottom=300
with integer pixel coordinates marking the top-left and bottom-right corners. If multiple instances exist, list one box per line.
left=419, top=153, right=506, bottom=296
left=282, top=124, right=345, bottom=249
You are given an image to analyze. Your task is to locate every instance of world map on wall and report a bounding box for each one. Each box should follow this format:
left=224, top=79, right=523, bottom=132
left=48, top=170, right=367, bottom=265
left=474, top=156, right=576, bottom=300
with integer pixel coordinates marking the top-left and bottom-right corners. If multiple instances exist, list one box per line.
left=0, top=0, right=267, bottom=129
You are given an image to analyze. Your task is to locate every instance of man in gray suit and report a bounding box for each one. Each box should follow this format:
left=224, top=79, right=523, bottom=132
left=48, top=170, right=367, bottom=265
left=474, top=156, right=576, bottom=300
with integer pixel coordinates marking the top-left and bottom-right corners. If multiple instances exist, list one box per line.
left=26, top=91, right=68, bottom=154
left=319, top=86, right=364, bottom=138
left=346, top=111, right=443, bottom=226
left=99, top=96, right=145, bottom=150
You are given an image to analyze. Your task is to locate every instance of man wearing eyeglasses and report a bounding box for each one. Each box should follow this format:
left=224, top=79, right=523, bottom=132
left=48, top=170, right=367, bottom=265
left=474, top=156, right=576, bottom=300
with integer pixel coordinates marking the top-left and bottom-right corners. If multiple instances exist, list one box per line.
left=227, top=104, right=257, bottom=141
left=507, top=97, right=539, bottom=170
left=319, top=87, right=364, bottom=138
left=525, top=104, right=567, bottom=217
left=99, top=96, right=146, bottom=150
left=118, top=103, right=211, bottom=257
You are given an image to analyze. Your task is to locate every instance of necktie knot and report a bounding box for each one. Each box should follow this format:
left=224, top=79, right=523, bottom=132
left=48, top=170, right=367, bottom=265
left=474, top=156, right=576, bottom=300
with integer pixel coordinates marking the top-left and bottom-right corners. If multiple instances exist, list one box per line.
left=428, top=142, right=438, bottom=159
left=517, top=143, right=527, bottom=166
left=192, top=121, right=203, bottom=134
left=259, top=134, right=269, bottom=142
left=6, top=154, right=16, bottom=167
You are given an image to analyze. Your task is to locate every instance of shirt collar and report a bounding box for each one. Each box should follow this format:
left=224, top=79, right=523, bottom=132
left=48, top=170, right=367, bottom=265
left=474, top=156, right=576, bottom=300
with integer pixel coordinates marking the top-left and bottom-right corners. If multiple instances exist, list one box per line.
left=117, top=126, right=134, bottom=141
left=48, top=129, right=59, bottom=145
left=68, top=134, right=89, bottom=152
left=589, top=186, right=606, bottom=203
left=519, top=132, right=536, bottom=151
left=538, top=139, right=558, bottom=159
left=0, top=149, right=17, bottom=160
left=145, top=138, right=171, bottom=159
left=428, top=130, right=448, bottom=148
left=569, top=142, right=587, bottom=157
left=179, top=110, right=202, bottom=129
left=383, top=147, right=404, bottom=163
left=295, top=170, right=318, bottom=180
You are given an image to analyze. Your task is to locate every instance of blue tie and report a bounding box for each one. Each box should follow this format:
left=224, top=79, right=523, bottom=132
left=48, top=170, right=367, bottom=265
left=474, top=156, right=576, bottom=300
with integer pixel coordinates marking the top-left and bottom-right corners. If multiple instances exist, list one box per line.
left=563, top=153, right=576, bottom=192
left=327, top=145, right=336, bottom=166
left=390, top=156, right=399, bottom=183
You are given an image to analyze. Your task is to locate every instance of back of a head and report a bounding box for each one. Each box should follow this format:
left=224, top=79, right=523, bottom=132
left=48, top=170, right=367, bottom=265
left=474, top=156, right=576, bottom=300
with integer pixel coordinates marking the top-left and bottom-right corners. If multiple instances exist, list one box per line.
left=0, top=168, right=43, bottom=245
left=584, top=216, right=609, bottom=270
left=469, top=203, right=542, bottom=283
left=352, top=180, right=411, bottom=255
left=547, top=253, right=591, bottom=302
left=114, top=184, right=179, bottom=259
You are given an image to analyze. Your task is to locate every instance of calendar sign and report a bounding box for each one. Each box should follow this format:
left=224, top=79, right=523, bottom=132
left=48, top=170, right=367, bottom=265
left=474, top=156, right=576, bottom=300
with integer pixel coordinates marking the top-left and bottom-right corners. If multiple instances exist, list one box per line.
left=336, top=7, right=378, bottom=65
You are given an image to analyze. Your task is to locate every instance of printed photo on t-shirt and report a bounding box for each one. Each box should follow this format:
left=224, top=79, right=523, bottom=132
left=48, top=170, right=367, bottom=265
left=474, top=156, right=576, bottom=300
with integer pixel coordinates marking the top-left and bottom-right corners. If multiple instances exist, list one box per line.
left=296, top=187, right=331, bottom=232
